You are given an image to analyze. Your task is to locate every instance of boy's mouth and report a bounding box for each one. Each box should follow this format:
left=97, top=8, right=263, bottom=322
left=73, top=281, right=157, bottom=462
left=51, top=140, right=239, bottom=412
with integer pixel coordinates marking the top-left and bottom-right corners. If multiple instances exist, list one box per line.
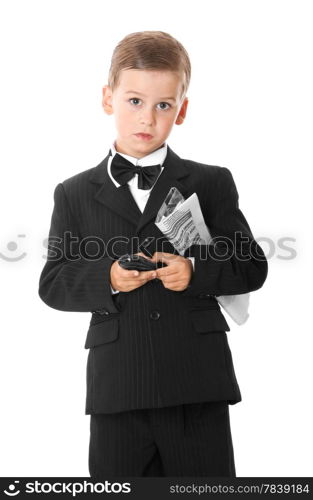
left=135, top=133, right=153, bottom=141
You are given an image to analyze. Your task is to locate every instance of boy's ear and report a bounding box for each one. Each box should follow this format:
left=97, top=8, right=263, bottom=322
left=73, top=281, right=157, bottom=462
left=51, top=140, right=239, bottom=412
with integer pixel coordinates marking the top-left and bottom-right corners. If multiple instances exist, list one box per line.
left=102, top=85, right=114, bottom=115
left=175, top=97, right=189, bottom=125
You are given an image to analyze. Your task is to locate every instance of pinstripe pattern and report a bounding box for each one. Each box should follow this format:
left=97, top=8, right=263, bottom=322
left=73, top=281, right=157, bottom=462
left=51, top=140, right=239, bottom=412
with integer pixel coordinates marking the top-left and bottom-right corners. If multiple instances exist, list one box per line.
left=89, top=401, right=236, bottom=477
left=38, top=145, right=268, bottom=414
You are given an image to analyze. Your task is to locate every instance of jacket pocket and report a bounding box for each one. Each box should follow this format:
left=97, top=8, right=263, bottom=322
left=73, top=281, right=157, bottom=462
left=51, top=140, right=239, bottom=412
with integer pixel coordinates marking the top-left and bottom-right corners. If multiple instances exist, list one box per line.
left=189, top=309, right=230, bottom=333
left=84, top=316, right=119, bottom=348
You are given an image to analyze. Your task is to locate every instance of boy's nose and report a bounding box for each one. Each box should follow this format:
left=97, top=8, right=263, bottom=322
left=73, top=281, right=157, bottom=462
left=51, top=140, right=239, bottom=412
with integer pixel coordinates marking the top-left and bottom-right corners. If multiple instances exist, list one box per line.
left=139, top=111, right=154, bottom=126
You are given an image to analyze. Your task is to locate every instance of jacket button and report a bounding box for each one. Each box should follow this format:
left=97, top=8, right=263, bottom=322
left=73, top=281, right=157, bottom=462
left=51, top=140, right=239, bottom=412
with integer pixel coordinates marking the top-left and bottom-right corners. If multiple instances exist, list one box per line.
left=150, top=310, right=160, bottom=320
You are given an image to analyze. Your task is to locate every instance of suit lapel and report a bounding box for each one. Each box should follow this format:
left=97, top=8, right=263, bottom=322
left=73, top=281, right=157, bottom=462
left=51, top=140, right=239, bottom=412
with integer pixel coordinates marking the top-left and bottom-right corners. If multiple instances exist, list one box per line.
left=135, top=149, right=190, bottom=234
left=89, top=146, right=192, bottom=234
left=89, top=152, right=143, bottom=227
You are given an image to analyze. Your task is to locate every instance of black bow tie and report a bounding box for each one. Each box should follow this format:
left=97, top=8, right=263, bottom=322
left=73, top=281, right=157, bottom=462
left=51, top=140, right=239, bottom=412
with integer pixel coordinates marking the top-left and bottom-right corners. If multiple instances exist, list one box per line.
left=110, top=153, right=162, bottom=190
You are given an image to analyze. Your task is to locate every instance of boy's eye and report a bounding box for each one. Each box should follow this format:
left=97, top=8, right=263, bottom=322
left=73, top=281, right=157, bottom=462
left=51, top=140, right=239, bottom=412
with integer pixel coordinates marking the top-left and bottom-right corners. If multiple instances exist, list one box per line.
left=157, top=102, right=171, bottom=110
left=128, top=98, right=171, bottom=110
left=129, top=98, right=141, bottom=105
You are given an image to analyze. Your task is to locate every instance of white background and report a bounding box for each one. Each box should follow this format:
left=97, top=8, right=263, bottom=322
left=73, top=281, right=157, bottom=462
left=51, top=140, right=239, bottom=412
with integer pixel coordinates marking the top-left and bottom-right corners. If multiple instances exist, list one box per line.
left=0, top=0, right=312, bottom=477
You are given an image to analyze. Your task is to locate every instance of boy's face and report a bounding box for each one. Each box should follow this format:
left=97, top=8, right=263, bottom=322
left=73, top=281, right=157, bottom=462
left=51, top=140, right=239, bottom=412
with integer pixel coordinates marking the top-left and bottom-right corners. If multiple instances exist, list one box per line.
left=102, top=69, right=188, bottom=158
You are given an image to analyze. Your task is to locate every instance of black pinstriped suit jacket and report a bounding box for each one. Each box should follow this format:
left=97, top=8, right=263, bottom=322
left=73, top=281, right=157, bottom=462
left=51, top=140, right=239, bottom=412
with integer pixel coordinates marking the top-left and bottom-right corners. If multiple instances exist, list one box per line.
left=38, top=145, right=268, bottom=414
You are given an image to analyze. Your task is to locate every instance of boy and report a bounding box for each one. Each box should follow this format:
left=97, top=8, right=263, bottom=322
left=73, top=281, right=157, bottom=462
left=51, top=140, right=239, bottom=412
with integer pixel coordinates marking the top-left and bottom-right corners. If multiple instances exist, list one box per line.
left=38, top=31, right=268, bottom=477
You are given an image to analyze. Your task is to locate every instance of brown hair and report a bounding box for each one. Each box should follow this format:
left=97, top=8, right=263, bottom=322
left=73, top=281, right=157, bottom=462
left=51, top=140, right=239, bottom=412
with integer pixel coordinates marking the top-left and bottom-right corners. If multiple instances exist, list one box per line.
left=108, top=31, right=191, bottom=100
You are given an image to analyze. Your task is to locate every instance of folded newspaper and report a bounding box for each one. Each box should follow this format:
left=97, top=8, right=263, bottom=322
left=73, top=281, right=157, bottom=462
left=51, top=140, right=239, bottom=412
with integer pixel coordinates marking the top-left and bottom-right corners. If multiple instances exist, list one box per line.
left=155, top=187, right=250, bottom=325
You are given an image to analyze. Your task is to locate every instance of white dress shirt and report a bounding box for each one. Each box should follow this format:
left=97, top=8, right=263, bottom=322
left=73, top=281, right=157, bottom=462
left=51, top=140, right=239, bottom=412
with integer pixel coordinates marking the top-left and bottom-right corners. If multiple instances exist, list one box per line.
left=108, top=140, right=194, bottom=293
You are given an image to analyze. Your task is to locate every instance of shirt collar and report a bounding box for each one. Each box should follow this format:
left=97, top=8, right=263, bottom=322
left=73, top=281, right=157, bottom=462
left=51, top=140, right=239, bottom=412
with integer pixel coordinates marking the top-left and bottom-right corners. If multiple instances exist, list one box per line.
left=110, top=140, right=168, bottom=167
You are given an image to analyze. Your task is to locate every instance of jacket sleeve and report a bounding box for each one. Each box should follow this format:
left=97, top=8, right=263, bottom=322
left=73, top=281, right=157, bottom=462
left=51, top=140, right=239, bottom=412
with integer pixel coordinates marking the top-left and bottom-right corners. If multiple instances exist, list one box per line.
left=38, top=182, right=119, bottom=313
left=181, top=167, right=268, bottom=297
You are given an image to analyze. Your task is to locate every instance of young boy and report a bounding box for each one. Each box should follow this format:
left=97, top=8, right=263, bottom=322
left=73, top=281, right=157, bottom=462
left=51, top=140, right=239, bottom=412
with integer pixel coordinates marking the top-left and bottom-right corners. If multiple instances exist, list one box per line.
left=38, top=31, right=268, bottom=477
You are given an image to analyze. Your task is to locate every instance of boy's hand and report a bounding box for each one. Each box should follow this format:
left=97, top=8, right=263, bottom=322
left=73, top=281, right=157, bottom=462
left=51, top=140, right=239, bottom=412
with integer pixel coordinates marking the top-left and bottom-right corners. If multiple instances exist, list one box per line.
left=110, top=253, right=157, bottom=292
left=150, top=252, right=193, bottom=292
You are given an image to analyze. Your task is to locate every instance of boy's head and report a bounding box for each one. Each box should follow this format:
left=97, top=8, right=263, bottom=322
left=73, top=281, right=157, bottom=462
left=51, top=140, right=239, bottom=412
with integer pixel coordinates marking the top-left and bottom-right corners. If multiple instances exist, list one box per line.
left=102, top=31, right=191, bottom=158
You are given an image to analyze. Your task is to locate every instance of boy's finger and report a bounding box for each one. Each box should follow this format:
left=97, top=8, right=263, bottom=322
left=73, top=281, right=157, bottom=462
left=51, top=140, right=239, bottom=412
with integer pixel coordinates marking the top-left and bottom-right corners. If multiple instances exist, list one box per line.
left=118, top=268, right=139, bottom=277
left=126, top=274, right=156, bottom=287
left=156, top=267, right=176, bottom=278
left=151, top=252, right=179, bottom=264
left=140, top=270, right=157, bottom=279
left=123, top=270, right=156, bottom=280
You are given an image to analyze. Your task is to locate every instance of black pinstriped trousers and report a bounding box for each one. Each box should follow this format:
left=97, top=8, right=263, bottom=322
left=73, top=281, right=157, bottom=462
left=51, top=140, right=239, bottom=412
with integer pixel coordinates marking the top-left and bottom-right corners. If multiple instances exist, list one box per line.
left=88, top=401, right=236, bottom=477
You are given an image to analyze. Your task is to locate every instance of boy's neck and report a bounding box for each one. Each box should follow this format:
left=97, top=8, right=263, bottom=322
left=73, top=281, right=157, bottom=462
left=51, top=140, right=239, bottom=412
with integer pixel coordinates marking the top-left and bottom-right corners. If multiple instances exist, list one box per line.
left=113, top=141, right=166, bottom=160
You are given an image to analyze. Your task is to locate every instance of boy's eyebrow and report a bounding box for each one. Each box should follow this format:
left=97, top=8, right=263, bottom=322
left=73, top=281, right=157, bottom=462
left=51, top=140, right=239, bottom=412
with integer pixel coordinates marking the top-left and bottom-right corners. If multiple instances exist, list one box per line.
left=124, top=90, right=176, bottom=102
